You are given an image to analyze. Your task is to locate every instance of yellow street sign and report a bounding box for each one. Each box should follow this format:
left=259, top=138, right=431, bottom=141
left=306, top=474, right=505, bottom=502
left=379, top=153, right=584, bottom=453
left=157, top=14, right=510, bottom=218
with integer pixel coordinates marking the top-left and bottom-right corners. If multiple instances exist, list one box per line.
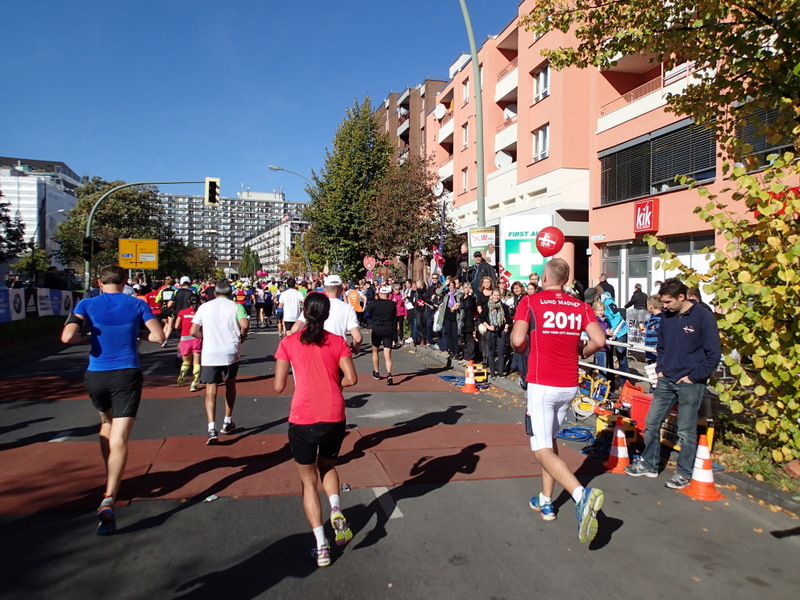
left=119, top=238, right=159, bottom=269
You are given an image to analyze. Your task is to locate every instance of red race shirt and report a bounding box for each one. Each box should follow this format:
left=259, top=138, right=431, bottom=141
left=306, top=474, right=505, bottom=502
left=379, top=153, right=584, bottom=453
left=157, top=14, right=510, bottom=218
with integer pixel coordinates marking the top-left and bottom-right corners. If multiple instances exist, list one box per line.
left=275, top=331, right=351, bottom=425
left=145, top=290, right=161, bottom=315
left=514, top=290, right=595, bottom=387
left=177, top=307, right=196, bottom=337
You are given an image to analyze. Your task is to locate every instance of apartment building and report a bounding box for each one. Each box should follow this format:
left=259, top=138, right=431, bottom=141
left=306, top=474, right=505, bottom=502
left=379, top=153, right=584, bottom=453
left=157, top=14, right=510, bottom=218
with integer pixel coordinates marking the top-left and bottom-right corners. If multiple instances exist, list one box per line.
left=425, top=9, right=594, bottom=283
left=245, top=217, right=309, bottom=279
left=157, top=190, right=305, bottom=273
left=376, top=79, right=448, bottom=164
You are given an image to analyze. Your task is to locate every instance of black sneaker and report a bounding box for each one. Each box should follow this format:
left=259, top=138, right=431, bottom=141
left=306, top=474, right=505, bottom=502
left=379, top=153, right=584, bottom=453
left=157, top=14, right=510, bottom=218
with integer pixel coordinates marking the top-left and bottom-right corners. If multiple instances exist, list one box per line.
left=372, top=371, right=381, bottom=380
left=387, top=373, right=393, bottom=386
left=220, top=421, right=237, bottom=435
left=207, top=429, right=219, bottom=445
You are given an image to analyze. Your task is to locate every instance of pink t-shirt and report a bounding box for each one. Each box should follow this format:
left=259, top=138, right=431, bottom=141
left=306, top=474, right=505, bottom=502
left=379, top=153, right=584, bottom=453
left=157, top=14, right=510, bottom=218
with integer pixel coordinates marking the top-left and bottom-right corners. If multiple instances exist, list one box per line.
left=391, top=292, right=407, bottom=317
left=514, top=290, right=595, bottom=387
left=275, top=331, right=351, bottom=425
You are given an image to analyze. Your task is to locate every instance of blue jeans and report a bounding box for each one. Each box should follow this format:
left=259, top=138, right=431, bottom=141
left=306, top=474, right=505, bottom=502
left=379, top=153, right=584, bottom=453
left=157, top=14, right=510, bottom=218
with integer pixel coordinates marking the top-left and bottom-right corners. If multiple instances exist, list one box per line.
left=426, top=309, right=435, bottom=344
left=613, top=333, right=630, bottom=385
left=640, top=378, right=705, bottom=478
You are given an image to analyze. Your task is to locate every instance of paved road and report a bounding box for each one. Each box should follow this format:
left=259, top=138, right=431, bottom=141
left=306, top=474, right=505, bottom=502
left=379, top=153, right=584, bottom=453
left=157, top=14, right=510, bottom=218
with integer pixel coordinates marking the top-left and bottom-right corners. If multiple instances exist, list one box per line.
left=1, top=325, right=798, bottom=599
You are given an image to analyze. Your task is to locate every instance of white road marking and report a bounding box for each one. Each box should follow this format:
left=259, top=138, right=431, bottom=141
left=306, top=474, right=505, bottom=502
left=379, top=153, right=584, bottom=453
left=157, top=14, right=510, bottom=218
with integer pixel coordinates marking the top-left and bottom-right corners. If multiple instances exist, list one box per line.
left=357, top=409, right=412, bottom=420
left=49, top=430, right=72, bottom=442
left=144, top=362, right=161, bottom=375
left=373, top=486, right=403, bottom=519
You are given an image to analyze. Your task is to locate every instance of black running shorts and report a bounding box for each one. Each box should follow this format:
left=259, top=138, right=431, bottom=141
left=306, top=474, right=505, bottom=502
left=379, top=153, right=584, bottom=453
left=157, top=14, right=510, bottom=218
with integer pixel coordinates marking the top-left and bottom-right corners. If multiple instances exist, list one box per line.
left=200, top=363, right=239, bottom=385
left=85, top=368, right=144, bottom=418
left=288, top=421, right=347, bottom=465
left=371, top=329, right=394, bottom=349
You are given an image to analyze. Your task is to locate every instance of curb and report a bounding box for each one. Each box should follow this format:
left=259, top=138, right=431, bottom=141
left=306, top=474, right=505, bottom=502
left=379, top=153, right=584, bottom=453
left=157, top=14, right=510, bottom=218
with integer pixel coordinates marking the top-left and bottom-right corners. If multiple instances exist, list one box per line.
left=715, top=470, right=800, bottom=514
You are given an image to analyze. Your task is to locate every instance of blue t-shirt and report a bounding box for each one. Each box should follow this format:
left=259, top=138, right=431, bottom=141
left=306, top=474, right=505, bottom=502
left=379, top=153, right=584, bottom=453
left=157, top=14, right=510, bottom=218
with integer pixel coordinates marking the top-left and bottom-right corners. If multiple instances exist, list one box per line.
left=74, top=293, right=156, bottom=371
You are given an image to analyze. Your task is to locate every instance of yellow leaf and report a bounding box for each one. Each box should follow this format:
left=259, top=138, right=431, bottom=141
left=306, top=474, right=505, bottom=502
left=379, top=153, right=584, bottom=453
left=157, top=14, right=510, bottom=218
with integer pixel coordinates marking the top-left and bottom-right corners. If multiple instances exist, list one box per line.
left=755, top=420, right=768, bottom=435
left=753, top=528, right=763, bottom=533
left=738, top=271, right=752, bottom=283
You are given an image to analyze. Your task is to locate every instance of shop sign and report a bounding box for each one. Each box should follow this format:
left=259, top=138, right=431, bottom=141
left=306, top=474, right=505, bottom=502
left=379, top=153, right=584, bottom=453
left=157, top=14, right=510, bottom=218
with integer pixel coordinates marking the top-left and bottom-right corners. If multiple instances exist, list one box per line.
left=634, top=198, right=659, bottom=234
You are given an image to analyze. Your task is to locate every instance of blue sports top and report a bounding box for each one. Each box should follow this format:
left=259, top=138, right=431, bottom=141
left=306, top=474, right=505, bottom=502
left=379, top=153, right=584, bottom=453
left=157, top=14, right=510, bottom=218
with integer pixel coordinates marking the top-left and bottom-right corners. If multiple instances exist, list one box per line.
left=74, top=293, right=156, bottom=371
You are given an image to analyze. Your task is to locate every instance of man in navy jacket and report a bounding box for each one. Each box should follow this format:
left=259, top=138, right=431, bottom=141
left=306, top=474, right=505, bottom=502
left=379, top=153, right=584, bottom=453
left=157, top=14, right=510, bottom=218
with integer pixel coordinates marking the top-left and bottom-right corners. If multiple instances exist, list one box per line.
left=625, top=278, right=721, bottom=490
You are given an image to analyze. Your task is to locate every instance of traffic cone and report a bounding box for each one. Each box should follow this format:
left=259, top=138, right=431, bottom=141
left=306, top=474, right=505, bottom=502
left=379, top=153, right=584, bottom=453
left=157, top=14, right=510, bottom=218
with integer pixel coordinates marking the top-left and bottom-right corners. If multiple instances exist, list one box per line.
left=681, top=434, right=726, bottom=501
left=462, top=360, right=478, bottom=393
left=603, top=417, right=631, bottom=473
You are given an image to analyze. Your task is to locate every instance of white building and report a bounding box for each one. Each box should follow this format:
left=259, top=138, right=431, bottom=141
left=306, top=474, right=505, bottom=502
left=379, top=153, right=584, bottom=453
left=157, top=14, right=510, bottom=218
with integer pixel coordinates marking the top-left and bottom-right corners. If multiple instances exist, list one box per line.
left=245, top=216, right=309, bottom=279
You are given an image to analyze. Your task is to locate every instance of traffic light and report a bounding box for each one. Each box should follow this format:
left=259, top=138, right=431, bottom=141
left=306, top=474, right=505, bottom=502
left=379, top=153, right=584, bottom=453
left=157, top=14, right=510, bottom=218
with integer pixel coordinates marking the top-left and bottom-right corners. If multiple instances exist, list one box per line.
left=204, top=177, right=220, bottom=206
left=81, top=236, right=104, bottom=261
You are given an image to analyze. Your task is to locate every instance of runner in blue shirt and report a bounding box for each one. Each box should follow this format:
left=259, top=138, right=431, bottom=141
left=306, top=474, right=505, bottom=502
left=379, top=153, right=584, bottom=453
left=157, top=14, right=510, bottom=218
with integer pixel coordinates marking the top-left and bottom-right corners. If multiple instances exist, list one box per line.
left=62, top=265, right=164, bottom=535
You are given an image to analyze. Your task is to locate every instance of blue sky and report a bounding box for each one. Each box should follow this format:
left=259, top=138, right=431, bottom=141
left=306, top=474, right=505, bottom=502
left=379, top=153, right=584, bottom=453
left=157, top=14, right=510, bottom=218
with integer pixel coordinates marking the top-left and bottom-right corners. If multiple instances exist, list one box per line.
left=2, top=1, right=517, bottom=204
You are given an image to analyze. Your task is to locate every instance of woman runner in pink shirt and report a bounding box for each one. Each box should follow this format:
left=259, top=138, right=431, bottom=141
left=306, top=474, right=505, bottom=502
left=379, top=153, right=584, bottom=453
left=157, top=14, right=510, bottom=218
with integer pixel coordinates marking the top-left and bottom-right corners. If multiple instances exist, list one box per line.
left=274, top=293, right=358, bottom=567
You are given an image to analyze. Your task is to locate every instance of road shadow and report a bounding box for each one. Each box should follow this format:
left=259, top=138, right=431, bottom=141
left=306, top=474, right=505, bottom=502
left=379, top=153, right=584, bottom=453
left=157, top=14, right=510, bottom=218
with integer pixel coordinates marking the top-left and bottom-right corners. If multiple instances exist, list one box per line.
left=337, top=404, right=467, bottom=466
left=392, top=362, right=454, bottom=384
left=174, top=531, right=316, bottom=599
left=344, top=393, right=369, bottom=410
left=351, top=443, right=486, bottom=550
left=771, top=526, right=800, bottom=539
left=0, top=423, right=97, bottom=451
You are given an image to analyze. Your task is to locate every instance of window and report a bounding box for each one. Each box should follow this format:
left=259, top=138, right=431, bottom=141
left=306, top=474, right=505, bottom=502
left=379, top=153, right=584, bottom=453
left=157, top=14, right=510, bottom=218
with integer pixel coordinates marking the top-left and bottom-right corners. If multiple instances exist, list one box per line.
left=461, top=123, right=469, bottom=149
left=461, top=167, right=469, bottom=193
left=532, top=124, right=549, bottom=163
left=462, top=78, right=470, bottom=105
left=600, top=122, right=716, bottom=205
left=532, top=65, right=549, bottom=104
left=736, top=107, right=793, bottom=169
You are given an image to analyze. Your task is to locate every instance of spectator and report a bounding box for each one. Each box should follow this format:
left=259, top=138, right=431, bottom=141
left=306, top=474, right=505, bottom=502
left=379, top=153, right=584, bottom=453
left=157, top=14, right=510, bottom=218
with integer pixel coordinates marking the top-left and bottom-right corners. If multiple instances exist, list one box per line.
left=624, top=283, right=648, bottom=310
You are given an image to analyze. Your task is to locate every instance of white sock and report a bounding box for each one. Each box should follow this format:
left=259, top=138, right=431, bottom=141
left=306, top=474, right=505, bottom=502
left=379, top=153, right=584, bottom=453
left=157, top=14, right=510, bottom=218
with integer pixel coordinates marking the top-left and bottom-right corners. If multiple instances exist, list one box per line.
left=329, top=494, right=341, bottom=512
left=572, top=486, right=585, bottom=503
left=223, top=416, right=232, bottom=425
left=208, top=422, right=216, bottom=432
left=539, top=493, right=551, bottom=505
left=313, top=525, right=327, bottom=548
left=101, top=496, right=114, bottom=507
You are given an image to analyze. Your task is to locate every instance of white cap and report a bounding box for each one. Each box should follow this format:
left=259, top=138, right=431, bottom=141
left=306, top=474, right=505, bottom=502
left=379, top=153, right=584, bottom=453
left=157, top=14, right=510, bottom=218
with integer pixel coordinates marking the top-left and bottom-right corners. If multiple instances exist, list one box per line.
left=180, top=276, right=191, bottom=284
left=324, top=275, right=343, bottom=287
left=379, top=286, right=391, bottom=294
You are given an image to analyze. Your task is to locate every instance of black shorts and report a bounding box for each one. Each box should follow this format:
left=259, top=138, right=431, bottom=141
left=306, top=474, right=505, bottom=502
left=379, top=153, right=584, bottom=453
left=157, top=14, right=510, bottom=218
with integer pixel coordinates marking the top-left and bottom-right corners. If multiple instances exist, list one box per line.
left=265, top=304, right=274, bottom=316
left=160, top=307, right=174, bottom=319
left=284, top=321, right=296, bottom=331
left=371, top=330, right=394, bottom=349
left=288, top=421, right=347, bottom=465
left=85, top=368, right=144, bottom=418
left=200, top=363, right=239, bottom=385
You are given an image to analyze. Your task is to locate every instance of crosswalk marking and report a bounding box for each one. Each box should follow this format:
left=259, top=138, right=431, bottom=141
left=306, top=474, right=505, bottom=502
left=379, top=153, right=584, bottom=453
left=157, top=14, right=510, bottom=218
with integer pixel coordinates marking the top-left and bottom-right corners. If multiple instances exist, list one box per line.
left=373, top=486, right=404, bottom=519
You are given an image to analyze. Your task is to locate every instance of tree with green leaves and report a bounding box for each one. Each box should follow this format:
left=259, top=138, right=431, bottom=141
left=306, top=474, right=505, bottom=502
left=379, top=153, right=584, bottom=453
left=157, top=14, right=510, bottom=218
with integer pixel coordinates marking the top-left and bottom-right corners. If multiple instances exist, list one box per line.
left=0, top=194, right=27, bottom=263
left=522, top=0, right=800, bottom=154
left=153, top=232, right=217, bottom=281
left=238, top=245, right=259, bottom=279
left=54, top=177, right=165, bottom=280
left=303, top=97, right=393, bottom=281
left=521, top=1, right=800, bottom=463
left=368, top=155, right=457, bottom=279
left=14, top=247, right=50, bottom=278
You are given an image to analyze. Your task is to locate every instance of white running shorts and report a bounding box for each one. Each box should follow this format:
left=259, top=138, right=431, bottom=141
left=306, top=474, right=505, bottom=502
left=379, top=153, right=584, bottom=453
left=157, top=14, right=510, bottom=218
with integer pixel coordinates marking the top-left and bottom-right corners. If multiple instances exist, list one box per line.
left=527, top=383, right=578, bottom=451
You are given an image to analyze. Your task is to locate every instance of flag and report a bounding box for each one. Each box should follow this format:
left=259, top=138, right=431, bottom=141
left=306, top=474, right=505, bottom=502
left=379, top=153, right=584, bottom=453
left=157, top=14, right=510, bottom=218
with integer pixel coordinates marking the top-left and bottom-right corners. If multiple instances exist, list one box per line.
left=497, top=263, right=512, bottom=283
left=432, top=245, right=444, bottom=273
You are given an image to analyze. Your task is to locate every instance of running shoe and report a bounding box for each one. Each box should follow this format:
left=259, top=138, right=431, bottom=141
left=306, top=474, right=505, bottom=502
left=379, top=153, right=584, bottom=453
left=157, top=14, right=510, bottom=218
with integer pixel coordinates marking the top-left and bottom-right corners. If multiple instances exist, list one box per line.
left=207, top=429, right=219, bottom=445
left=177, top=371, right=186, bottom=386
left=96, top=501, right=116, bottom=536
left=529, top=496, right=557, bottom=521
left=575, top=488, right=604, bottom=544
left=386, top=373, right=393, bottom=386
left=372, top=371, right=381, bottom=380
left=665, top=473, right=690, bottom=490
left=331, top=509, right=353, bottom=547
left=220, top=421, right=237, bottom=435
left=189, top=381, right=200, bottom=392
left=624, top=461, right=658, bottom=478
left=313, top=544, right=331, bottom=567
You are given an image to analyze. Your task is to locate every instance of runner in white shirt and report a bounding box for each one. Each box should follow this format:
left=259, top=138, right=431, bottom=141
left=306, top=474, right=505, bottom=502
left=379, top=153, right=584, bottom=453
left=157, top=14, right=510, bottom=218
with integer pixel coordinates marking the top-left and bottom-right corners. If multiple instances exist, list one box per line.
left=279, top=278, right=304, bottom=330
left=191, top=281, right=250, bottom=445
left=291, top=275, right=362, bottom=355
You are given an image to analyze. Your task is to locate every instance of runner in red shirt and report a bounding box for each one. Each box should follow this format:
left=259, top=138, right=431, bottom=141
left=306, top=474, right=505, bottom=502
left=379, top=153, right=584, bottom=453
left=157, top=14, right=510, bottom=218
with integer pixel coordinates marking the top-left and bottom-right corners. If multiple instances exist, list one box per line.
left=174, top=295, right=202, bottom=392
left=274, top=293, right=357, bottom=567
left=511, top=258, right=606, bottom=544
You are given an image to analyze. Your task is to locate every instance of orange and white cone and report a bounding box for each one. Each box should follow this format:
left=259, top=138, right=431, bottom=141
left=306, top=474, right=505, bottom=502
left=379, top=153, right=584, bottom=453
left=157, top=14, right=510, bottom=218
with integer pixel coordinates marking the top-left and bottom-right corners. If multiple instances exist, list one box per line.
left=603, top=417, right=631, bottom=473
left=681, top=434, right=725, bottom=501
left=462, top=360, right=478, bottom=393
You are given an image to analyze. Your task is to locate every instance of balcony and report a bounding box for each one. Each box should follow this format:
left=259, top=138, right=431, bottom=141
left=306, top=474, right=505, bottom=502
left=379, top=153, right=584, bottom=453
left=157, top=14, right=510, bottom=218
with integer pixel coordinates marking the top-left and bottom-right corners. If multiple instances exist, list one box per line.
left=397, top=112, right=410, bottom=137
left=438, top=158, right=454, bottom=182
left=439, top=114, right=454, bottom=144
left=495, top=57, right=519, bottom=103
left=494, top=117, right=518, bottom=152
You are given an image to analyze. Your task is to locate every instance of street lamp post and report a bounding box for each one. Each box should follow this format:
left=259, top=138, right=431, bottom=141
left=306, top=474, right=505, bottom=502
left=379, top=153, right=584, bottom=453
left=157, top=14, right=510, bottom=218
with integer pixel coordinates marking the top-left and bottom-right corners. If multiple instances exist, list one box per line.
left=31, top=208, right=66, bottom=250
left=268, top=164, right=313, bottom=277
